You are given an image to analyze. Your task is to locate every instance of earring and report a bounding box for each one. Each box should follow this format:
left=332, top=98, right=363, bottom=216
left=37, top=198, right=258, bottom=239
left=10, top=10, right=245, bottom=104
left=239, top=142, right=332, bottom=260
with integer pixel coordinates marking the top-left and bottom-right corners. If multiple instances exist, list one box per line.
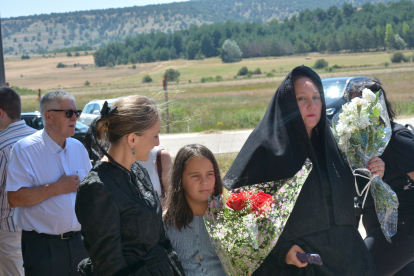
left=132, top=147, right=135, bottom=156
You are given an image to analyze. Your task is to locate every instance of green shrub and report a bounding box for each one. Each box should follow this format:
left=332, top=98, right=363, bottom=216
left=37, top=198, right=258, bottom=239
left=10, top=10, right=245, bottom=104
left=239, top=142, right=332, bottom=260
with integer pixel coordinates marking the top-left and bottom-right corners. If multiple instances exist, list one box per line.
left=142, top=75, right=153, bottom=83
left=164, top=68, right=180, bottom=81
left=215, top=75, right=223, bottom=82
left=237, top=66, right=248, bottom=76
left=201, top=77, right=214, bottom=83
left=67, top=52, right=72, bottom=57
left=75, top=52, right=80, bottom=57
left=253, top=68, right=261, bottom=74
left=314, top=59, right=329, bottom=69
left=391, top=51, right=404, bottom=63
left=324, top=67, right=333, bottom=72
left=233, top=75, right=238, bottom=79
left=131, top=64, right=137, bottom=69
left=106, top=62, right=114, bottom=67
left=21, top=55, right=30, bottom=59
left=384, top=62, right=390, bottom=67
left=188, top=79, right=192, bottom=83
left=266, top=72, right=275, bottom=77
left=331, top=64, right=342, bottom=69
left=402, top=54, right=411, bottom=62
left=84, top=80, right=90, bottom=86
left=57, top=62, right=66, bottom=68
left=246, top=71, right=253, bottom=78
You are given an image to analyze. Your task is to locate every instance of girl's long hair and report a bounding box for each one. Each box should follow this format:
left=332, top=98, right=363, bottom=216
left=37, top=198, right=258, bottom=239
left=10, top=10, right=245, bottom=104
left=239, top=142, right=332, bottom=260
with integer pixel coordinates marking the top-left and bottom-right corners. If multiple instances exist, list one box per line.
left=164, top=144, right=222, bottom=231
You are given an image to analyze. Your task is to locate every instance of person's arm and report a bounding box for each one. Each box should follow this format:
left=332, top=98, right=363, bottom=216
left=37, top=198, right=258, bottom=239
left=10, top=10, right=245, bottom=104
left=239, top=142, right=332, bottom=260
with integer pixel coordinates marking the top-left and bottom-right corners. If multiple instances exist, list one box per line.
left=75, top=175, right=131, bottom=276
left=8, top=174, right=80, bottom=208
left=6, top=145, right=80, bottom=208
left=366, top=157, right=385, bottom=178
left=160, top=150, right=172, bottom=205
left=285, top=245, right=308, bottom=268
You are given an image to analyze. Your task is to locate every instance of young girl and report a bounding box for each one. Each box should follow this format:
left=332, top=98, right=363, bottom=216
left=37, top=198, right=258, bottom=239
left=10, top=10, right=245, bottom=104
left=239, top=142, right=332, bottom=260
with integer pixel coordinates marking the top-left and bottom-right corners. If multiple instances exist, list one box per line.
left=164, top=144, right=226, bottom=276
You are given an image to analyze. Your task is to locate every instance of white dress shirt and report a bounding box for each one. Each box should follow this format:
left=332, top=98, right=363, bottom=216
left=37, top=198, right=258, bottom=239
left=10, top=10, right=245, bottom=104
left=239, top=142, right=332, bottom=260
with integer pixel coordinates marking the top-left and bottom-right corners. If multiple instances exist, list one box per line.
left=6, top=129, right=91, bottom=235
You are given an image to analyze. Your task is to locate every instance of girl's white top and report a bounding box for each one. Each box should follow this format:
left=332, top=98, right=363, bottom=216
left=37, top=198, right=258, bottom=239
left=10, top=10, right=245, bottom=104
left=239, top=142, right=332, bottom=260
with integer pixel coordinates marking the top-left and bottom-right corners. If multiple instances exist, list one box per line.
left=137, top=146, right=162, bottom=197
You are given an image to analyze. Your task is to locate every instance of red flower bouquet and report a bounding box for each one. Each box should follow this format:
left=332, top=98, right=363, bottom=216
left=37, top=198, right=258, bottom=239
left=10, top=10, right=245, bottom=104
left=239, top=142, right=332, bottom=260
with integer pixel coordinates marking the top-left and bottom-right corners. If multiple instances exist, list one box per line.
left=204, top=159, right=313, bottom=276
left=227, top=191, right=275, bottom=216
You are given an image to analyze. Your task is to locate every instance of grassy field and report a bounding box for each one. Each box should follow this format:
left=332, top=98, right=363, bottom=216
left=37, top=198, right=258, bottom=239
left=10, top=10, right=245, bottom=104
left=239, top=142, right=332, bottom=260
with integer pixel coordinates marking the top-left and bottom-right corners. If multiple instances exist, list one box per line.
left=6, top=51, right=414, bottom=133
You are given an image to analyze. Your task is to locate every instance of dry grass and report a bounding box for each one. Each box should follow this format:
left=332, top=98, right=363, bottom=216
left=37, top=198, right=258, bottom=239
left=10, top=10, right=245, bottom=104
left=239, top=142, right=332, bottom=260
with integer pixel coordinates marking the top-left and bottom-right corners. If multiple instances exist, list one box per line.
left=9, top=51, right=413, bottom=118
left=4, top=53, right=153, bottom=89
left=215, top=152, right=238, bottom=176
left=7, top=50, right=414, bottom=91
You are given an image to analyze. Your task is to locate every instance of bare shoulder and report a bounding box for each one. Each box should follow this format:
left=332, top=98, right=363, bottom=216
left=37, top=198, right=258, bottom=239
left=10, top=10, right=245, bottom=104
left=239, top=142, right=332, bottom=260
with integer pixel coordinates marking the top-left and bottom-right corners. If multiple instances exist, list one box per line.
left=160, top=150, right=173, bottom=164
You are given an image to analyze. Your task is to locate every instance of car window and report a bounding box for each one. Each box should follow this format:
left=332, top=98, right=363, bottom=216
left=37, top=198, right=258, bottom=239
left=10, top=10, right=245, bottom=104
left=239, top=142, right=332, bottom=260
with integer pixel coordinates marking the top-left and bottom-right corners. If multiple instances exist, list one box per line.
left=93, top=104, right=100, bottom=113
left=83, top=104, right=92, bottom=114
left=322, top=80, right=347, bottom=105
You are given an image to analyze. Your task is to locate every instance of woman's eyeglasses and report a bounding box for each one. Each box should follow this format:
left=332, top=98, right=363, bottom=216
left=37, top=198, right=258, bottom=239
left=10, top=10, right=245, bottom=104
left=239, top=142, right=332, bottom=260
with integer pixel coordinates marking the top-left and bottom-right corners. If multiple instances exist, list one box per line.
left=48, top=109, right=82, bottom=118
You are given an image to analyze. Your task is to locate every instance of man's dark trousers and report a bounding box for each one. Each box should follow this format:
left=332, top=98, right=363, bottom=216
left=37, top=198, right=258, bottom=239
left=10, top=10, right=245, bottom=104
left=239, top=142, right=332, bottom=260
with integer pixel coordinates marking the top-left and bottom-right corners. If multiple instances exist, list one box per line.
left=22, top=230, right=89, bottom=276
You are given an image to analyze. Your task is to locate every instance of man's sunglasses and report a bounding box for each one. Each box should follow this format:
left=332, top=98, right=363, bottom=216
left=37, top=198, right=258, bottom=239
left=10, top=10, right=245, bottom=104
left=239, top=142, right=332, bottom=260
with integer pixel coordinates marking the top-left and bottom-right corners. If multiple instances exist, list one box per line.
left=48, top=109, right=82, bottom=118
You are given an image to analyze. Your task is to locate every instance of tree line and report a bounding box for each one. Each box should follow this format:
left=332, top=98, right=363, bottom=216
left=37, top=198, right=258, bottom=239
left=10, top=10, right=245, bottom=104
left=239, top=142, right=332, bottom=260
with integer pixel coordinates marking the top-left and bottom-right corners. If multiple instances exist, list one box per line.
left=93, top=0, right=414, bottom=67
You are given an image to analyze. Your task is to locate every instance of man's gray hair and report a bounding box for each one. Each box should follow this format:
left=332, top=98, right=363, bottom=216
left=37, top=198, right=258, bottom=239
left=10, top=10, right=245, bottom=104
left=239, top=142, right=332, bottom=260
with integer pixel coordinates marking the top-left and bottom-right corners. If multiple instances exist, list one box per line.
left=39, top=91, right=76, bottom=120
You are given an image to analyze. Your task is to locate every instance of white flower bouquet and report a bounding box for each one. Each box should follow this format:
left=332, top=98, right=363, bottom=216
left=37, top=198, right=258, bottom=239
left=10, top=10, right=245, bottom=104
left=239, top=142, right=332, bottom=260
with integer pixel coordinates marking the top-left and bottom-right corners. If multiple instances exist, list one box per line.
left=332, top=88, right=398, bottom=242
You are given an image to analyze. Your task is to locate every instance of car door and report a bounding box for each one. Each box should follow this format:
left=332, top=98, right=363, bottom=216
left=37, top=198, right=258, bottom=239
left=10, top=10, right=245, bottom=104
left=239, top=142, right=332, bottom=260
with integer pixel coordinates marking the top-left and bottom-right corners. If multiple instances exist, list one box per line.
left=80, top=104, right=92, bottom=125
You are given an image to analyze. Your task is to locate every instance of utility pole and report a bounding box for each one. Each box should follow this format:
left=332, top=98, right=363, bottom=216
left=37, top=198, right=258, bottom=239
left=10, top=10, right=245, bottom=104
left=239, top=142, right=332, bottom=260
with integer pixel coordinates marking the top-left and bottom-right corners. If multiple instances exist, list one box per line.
left=163, top=75, right=170, bottom=133
left=0, top=16, right=6, bottom=86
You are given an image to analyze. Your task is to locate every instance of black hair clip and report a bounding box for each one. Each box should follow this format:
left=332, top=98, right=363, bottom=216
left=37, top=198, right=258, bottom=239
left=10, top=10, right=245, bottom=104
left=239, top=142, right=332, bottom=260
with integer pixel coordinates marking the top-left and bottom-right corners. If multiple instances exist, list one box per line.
left=100, top=101, right=118, bottom=118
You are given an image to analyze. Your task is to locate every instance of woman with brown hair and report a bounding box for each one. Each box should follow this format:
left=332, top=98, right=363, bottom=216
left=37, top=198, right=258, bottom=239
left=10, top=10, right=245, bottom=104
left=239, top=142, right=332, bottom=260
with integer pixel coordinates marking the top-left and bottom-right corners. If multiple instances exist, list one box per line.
left=163, top=144, right=226, bottom=276
left=75, top=96, right=185, bottom=276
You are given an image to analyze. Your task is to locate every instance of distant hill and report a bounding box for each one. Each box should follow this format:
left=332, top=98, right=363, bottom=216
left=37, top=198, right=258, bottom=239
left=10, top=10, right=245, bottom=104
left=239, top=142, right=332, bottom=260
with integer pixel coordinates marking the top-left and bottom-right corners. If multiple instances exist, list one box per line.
left=1, top=0, right=410, bottom=55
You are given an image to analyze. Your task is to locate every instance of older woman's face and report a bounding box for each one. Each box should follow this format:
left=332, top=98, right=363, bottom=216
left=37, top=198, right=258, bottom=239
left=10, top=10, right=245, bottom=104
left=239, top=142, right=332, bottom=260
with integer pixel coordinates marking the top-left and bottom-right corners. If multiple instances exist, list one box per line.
left=294, top=77, right=322, bottom=137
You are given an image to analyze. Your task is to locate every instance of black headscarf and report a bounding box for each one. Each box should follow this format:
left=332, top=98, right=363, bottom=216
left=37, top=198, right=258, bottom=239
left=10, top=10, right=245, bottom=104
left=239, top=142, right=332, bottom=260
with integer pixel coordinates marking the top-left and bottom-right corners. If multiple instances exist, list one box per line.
left=224, top=65, right=356, bottom=240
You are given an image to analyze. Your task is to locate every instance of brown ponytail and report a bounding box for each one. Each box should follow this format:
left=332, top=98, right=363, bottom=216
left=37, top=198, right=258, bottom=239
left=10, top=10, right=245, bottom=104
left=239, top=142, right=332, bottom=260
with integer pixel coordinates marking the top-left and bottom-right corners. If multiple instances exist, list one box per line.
left=96, top=95, right=160, bottom=145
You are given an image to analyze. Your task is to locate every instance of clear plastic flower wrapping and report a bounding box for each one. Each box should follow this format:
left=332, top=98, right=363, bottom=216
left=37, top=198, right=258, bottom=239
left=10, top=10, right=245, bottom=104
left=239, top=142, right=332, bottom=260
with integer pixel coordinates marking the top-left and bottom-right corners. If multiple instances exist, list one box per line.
left=332, top=90, right=398, bottom=243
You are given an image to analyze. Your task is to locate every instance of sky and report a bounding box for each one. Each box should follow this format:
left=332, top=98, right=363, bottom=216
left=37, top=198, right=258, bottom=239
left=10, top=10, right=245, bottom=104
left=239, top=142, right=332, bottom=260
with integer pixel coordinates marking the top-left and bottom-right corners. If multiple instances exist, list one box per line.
left=1, top=0, right=189, bottom=18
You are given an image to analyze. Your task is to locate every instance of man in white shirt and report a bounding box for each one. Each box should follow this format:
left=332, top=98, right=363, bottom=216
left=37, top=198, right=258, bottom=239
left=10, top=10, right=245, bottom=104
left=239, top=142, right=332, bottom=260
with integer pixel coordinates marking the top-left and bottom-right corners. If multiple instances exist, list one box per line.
left=0, top=87, right=36, bottom=276
left=6, top=90, right=92, bottom=276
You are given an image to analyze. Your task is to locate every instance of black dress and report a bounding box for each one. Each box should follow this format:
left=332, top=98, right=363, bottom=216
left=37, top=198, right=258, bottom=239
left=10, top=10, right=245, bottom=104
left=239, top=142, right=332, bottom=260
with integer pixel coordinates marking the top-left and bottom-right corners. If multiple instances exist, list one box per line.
left=360, top=122, right=414, bottom=276
left=224, top=66, right=377, bottom=276
left=254, top=141, right=377, bottom=276
left=75, top=161, right=185, bottom=276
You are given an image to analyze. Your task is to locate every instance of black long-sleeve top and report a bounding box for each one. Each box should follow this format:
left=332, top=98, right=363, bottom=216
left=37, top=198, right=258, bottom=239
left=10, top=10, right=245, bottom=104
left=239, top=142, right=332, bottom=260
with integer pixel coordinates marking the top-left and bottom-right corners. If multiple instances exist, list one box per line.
left=75, top=161, right=184, bottom=276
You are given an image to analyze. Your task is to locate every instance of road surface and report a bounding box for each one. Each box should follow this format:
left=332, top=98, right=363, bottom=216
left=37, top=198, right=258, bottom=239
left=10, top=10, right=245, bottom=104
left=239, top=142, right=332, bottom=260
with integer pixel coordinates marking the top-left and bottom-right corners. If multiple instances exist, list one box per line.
left=159, top=117, right=414, bottom=157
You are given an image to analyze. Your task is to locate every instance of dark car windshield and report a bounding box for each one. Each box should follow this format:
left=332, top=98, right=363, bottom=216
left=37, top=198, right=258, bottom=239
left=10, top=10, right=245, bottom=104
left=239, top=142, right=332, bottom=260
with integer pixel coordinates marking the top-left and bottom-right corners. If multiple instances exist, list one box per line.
left=322, top=80, right=347, bottom=105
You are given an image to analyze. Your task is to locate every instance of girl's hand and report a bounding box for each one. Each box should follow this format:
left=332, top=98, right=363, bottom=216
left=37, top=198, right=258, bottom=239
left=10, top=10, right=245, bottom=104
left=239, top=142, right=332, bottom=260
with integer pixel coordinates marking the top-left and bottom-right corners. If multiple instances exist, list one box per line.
left=367, top=157, right=385, bottom=178
left=286, top=245, right=308, bottom=268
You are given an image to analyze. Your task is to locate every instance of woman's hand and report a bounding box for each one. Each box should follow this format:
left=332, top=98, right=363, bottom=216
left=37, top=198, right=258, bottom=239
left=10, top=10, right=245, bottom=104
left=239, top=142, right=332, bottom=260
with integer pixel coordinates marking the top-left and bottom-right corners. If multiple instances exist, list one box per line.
left=367, top=157, right=385, bottom=178
left=285, top=245, right=308, bottom=268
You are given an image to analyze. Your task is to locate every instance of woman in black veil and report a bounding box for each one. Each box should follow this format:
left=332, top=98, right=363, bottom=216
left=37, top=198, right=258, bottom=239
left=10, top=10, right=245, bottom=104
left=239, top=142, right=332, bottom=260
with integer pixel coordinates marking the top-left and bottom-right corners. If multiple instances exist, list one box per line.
left=224, top=66, right=383, bottom=275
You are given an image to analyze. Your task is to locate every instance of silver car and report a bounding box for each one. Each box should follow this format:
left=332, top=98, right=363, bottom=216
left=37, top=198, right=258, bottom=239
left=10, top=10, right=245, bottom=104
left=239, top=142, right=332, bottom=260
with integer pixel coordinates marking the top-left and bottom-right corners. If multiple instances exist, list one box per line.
left=79, top=98, right=120, bottom=126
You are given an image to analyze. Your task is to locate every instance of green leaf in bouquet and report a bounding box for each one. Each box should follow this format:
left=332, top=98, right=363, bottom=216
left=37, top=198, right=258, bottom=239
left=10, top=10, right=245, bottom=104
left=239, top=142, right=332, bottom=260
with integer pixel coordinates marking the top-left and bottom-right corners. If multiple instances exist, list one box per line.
left=360, top=131, right=369, bottom=149
left=372, top=106, right=380, bottom=118
left=351, top=130, right=364, bottom=147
